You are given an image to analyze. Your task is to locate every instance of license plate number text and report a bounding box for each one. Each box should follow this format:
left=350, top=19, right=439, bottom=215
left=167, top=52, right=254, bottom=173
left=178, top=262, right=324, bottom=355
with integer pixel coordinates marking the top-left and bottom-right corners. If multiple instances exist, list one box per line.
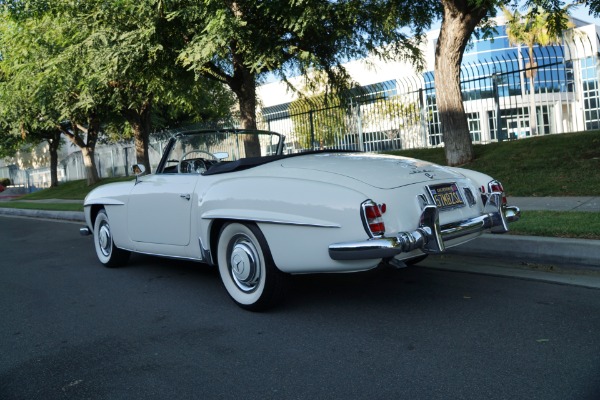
left=429, top=183, right=465, bottom=210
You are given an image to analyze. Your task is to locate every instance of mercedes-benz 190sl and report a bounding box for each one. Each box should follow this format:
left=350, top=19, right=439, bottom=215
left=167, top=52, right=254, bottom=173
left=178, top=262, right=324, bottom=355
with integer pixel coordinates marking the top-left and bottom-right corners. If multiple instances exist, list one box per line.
left=80, top=129, right=520, bottom=310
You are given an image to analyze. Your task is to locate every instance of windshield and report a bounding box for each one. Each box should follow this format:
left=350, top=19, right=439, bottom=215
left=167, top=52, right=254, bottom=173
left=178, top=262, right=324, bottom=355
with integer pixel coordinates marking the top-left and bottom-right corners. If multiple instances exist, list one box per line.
left=157, top=129, right=285, bottom=174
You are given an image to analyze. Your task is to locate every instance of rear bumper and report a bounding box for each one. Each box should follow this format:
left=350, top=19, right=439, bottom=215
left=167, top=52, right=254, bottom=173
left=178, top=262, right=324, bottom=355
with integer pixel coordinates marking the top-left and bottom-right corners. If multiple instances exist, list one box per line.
left=329, top=193, right=520, bottom=261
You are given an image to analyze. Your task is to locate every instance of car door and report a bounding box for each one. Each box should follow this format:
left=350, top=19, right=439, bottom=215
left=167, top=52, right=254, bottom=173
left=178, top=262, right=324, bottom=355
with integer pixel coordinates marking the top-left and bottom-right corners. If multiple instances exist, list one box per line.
left=127, top=174, right=199, bottom=246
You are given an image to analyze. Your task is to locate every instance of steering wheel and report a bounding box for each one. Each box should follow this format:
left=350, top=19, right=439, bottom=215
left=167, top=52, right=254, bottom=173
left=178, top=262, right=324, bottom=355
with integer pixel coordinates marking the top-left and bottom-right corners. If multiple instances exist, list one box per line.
left=178, top=150, right=219, bottom=174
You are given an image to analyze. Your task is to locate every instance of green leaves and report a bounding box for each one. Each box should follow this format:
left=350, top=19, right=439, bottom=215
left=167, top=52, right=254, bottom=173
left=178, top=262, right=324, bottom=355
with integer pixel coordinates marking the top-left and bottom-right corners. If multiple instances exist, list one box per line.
left=502, top=4, right=574, bottom=50
left=175, top=0, right=432, bottom=89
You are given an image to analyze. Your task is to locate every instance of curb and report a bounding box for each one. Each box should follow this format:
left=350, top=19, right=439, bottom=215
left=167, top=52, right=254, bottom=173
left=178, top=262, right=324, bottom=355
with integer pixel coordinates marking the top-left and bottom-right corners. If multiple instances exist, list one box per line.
left=448, top=233, right=600, bottom=268
left=0, top=207, right=85, bottom=222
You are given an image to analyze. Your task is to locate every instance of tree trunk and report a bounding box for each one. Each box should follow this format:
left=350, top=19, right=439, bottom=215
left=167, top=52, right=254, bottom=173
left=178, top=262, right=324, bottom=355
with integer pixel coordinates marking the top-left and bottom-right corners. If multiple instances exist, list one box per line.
left=122, top=96, right=153, bottom=173
left=231, top=63, right=261, bottom=157
left=434, top=1, right=488, bottom=166
left=228, top=33, right=261, bottom=157
left=527, top=47, right=538, bottom=136
left=80, top=146, right=99, bottom=185
left=59, top=115, right=101, bottom=186
left=83, top=114, right=101, bottom=185
left=528, top=75, right=537, bottom=136
left=47, top=130, right=61, bottom=187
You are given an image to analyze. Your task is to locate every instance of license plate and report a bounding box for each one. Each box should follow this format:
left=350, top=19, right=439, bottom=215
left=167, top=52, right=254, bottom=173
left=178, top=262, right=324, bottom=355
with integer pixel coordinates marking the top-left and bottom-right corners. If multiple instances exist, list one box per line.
left=428, top=183, right=465, bottom=210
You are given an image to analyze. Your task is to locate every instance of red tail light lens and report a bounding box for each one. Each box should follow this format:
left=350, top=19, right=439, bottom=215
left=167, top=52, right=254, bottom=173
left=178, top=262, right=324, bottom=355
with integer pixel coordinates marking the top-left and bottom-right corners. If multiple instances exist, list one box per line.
left=488, top=180, right=507, bottom=205
left=362, top=200, right=385, bottom=237
left=488, top=180, right=504, bottom=193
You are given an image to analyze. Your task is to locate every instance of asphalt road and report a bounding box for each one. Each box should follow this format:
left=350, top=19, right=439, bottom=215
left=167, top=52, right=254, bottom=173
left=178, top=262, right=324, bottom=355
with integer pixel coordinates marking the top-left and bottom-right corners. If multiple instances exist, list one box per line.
left=1, top=216, right=600, bottom=400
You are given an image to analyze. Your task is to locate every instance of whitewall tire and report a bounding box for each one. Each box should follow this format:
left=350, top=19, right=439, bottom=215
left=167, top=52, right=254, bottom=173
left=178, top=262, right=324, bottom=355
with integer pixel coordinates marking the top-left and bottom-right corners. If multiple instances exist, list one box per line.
left=217, top=222, right=286, bottom=311
left=93, top=209, right=130, bottom=267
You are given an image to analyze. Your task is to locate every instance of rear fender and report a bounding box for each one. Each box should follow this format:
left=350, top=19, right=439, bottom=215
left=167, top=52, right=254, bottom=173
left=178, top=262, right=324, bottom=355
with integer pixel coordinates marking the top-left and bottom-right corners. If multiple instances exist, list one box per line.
left=200, top=177, right=373, bottom=272
left=447, top=167, right=495, bottom=192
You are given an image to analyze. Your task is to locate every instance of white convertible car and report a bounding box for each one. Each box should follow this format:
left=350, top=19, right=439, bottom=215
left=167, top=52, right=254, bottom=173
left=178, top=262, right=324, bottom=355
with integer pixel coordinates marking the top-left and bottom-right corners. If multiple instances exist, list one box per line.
left=80, top=129, right=520, bottom=310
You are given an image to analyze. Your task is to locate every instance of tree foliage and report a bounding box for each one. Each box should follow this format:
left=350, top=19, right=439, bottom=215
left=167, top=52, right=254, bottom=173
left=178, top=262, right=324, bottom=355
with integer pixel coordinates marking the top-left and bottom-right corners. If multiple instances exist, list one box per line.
left=172, top=0, right=436, bottom=155
left=0, top=2, right=118, bottom=184
left=0, top=0, right=234, bottom=183
left=2, top=0, right=588, bottom=177
left=38, top=0, right=234, bottom=173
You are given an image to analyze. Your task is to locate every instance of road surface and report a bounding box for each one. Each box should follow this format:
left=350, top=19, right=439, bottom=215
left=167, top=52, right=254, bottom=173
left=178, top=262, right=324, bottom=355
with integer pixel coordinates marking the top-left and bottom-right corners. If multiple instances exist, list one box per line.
left=1, top=216, right=599, bottom=399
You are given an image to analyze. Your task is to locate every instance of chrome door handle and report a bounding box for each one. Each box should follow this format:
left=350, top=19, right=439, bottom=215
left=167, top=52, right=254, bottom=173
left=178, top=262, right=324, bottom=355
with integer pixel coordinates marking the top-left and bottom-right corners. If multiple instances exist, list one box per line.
left=180, top=194, right=191, bottom=201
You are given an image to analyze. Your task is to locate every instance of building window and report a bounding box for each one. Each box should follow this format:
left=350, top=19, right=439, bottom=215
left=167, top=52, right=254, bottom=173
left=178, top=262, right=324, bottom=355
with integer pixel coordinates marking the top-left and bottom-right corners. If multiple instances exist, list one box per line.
left=581, top=56, right=600, bottom=130
left=467, top=113, right=481, bottom=142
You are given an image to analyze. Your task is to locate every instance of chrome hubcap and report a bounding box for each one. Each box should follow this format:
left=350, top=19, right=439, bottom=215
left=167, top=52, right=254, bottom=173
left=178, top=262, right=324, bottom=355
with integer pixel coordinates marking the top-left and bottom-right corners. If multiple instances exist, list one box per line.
left=229, top=236, right=261, bottom=292
left=98, top=222, right=112, bottom=257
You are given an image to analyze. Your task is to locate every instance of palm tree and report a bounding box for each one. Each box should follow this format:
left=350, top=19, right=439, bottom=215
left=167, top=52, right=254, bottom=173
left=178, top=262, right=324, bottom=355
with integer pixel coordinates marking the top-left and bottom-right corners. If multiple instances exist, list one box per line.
left=502, top=6, right=574, bottom=137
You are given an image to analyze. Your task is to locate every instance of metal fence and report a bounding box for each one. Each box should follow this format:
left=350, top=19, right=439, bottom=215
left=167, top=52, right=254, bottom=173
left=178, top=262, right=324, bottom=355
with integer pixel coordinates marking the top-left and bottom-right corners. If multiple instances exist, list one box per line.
left=2, top=141, right=175, bottom=190
left=260, top=32, right=600, bottom=152
left=3, top=31, right=600, bottom=189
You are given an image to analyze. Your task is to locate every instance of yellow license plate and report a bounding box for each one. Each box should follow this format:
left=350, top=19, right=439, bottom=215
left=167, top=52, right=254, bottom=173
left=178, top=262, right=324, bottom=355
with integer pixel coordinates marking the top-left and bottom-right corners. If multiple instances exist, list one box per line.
left=429, top=183, right=465, bottom=210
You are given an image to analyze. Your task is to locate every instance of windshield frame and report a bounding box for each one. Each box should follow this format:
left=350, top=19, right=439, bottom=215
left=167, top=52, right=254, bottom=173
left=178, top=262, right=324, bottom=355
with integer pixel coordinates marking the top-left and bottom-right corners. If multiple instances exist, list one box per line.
left=156, top=129, right=286, bottom=174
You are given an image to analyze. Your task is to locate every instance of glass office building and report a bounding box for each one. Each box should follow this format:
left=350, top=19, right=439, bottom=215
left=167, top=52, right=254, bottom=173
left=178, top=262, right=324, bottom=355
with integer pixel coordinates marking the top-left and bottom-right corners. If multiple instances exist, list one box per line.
left=424, top=21, right=598, bottom=146
left=423, top=26, right=584, bottom=145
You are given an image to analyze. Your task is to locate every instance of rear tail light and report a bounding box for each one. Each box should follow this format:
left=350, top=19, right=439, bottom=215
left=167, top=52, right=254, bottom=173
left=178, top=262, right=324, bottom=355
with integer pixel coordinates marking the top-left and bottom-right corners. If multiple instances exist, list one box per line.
left=361, top=200, right=386, bottom=237
left=488, top=180, right=504, bottom=193
left=488, top=180, right=507, bottom=205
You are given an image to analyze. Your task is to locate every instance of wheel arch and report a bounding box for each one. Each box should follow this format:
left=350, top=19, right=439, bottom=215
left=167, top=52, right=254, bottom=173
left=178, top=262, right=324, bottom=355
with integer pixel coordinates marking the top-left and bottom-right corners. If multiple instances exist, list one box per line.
left=209, top=218, right=228, bottom=264
left=89, top=204, right=105, bottom=229
left=208, top=218, right=269, bottom=267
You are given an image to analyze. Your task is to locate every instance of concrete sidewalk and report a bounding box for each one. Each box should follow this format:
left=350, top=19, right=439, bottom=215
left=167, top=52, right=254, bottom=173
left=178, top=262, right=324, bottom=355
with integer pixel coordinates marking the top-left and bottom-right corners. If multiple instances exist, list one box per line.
left=0, top=193, right=598, bottom=268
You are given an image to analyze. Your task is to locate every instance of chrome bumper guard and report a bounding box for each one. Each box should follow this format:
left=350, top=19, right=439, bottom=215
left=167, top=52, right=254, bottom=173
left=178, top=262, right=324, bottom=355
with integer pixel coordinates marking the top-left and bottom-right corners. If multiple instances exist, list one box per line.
left=329, top=193, right=521, bottom=261
left=80, top=227, right=91, bottom=236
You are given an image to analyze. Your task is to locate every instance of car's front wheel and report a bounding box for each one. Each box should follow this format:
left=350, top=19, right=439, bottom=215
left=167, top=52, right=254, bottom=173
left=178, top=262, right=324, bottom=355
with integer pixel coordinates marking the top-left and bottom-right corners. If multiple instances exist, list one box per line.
left=217, top=222, right=286, bottom=311
left=93, top=209, right=130, bottom=267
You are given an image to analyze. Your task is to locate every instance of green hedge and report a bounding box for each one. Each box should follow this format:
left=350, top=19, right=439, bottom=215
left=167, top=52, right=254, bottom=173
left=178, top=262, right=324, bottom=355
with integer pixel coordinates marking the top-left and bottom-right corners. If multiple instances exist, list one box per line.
left=0, top=178, right=11, bottom=186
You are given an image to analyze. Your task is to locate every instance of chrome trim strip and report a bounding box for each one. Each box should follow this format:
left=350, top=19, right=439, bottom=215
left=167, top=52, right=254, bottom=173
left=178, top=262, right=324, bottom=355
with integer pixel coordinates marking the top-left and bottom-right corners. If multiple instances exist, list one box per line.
left=122, top=249, right=202, bottom=262
left=201, top=215, right=340, bottom=228
left=83, top=198, right=125, bottom=207
left=329, top=193, right=521, bottom=261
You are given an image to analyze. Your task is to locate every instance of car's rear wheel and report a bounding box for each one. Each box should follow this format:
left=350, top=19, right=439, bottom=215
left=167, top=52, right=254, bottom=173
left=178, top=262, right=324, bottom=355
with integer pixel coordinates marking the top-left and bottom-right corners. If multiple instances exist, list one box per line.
left=93, top=209, right=130, bottom=267
left=217, top=222, right=286, bottom=311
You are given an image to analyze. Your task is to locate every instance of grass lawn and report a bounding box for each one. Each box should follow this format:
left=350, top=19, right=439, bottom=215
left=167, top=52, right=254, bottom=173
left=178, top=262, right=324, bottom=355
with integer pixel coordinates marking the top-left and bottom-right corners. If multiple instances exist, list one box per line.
left=386, top=130, right=600, bottom=197
left=1, top=131, right=599, bottom=239
left=508, top=211, right=600, bottom=240
left=19, top=176, right=135, bottom=200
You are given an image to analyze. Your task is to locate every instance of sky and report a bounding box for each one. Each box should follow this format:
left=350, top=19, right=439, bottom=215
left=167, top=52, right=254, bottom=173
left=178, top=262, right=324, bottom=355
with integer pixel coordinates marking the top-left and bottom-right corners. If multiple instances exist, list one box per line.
left=569, top=3, right=600, bottom=24
left=427, top=3, right=600, bottom=30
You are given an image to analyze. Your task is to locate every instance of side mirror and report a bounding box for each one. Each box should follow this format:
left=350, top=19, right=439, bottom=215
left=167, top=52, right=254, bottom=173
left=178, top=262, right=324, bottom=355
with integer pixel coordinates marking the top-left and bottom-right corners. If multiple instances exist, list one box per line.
left=132, top=164, right=146, bottom=176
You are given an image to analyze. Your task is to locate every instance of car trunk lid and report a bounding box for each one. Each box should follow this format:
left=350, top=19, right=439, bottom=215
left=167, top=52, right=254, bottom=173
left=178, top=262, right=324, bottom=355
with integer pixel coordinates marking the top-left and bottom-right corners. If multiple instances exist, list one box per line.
left=279, top=153, right=463, bottom=189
